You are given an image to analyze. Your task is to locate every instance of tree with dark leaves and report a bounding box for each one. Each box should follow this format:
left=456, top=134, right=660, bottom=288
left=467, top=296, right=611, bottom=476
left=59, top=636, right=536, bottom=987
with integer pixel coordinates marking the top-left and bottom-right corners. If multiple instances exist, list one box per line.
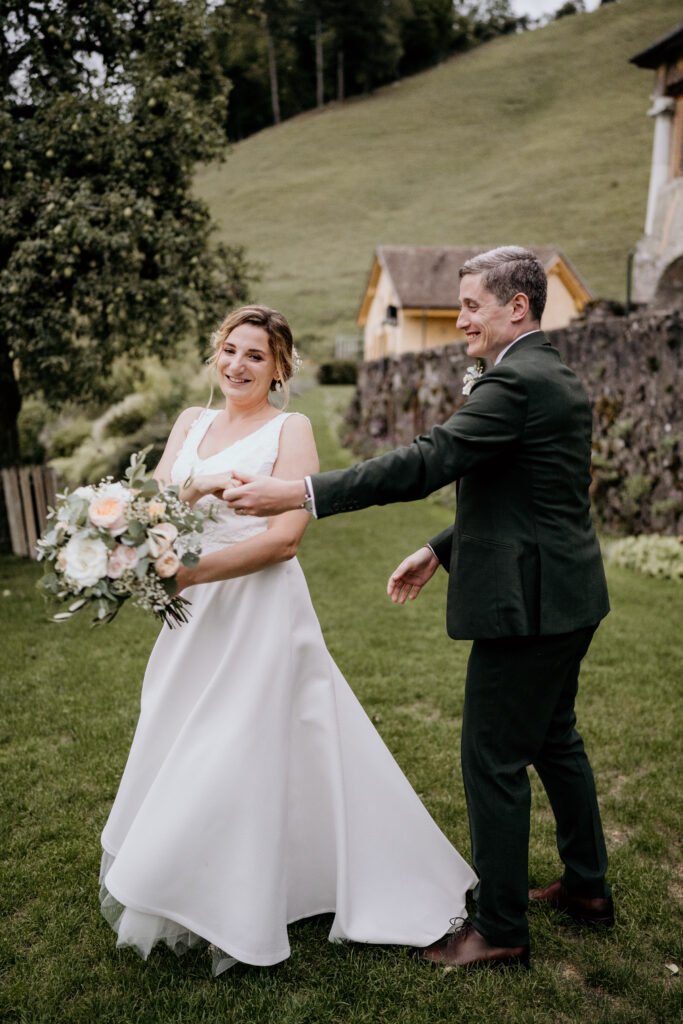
left=0, top=0, right=251, bottom=465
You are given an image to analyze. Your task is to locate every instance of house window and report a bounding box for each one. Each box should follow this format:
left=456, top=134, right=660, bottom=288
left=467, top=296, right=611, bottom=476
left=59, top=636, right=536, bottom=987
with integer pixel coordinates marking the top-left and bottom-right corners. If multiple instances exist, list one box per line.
left=384, top=305, right=398, bottom=325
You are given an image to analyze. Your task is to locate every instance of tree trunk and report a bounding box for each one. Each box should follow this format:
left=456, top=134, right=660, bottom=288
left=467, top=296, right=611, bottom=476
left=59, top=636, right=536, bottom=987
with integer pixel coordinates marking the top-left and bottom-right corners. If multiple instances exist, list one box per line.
left=263, top=11, right=281, bottom=125
left=315, top=17, right=324, bottom=107
left=0, top=340, right=21, bottom=468
left=337, top=46, right=344, bottom=103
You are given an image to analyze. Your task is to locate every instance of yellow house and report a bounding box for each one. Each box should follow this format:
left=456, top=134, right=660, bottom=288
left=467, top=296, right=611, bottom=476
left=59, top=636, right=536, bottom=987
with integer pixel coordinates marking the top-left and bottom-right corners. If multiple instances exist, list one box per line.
left=358, top=246, right=593, bottom=361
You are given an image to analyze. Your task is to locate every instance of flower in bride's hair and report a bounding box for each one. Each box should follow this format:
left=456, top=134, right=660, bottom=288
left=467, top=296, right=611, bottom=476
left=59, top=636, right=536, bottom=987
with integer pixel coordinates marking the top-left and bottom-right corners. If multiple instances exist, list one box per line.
left=107, top=544, right=139, bottom=579
left=155, top=549, right=180, bottom=578
left=147, top=522, right=178, bottom=557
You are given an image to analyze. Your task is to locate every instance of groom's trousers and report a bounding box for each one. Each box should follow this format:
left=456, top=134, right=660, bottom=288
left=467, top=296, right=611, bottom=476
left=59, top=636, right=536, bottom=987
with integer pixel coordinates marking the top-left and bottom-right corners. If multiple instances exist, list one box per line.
left=461, top=624, right=610, bottom=948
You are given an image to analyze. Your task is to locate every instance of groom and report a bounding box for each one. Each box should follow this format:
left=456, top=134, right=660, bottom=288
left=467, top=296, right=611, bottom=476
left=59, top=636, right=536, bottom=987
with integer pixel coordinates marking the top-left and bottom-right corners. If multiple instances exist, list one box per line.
left=224, top=246, right=613, bottom=968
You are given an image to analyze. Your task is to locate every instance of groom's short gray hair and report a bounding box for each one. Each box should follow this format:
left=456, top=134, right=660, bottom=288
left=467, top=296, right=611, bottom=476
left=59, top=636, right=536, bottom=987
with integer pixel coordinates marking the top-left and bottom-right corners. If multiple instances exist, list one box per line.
left=459, top=246, right=547, bottom=322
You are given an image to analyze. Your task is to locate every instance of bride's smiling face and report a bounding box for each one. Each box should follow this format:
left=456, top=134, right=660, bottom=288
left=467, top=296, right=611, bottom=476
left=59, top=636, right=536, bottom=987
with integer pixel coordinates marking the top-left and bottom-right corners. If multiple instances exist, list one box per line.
left=216, top=323, right=277, bottom=404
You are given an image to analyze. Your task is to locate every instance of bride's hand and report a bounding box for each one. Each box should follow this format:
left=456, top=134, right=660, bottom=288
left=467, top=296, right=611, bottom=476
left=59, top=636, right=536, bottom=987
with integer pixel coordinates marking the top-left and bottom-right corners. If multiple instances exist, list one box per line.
left=183, top=473, right=238, bottom=504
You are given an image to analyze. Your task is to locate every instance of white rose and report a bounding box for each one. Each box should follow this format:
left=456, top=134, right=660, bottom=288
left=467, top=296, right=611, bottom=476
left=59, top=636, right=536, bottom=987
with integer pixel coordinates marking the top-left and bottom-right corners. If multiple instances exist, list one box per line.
left=147, top=522, right=178, bottom=557
left=98, top=482, right=131, bottom=504
left=73, top=485, right=96, bottom=501
left=62, top=534, right=109, bottom=590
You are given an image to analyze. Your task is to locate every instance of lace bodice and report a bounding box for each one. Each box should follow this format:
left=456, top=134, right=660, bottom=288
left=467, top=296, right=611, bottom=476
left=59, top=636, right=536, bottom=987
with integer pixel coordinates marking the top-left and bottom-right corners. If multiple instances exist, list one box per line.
left=171, top=409, right=297, bottom=554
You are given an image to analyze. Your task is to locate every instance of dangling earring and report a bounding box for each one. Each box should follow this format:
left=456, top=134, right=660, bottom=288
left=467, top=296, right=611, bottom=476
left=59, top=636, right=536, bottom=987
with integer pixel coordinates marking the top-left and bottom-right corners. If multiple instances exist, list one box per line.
left=274, top=379, right=282, bottom=392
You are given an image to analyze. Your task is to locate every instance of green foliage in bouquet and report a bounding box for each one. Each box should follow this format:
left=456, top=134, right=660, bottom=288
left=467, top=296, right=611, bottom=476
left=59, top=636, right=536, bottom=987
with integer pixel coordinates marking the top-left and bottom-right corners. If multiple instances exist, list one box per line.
left=37, top=449, right=210, bottom=626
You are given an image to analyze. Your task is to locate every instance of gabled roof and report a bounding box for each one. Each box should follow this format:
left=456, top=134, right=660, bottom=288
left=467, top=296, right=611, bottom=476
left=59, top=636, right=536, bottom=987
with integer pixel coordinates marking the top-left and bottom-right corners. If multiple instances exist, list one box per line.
left=630, top=24, right=683, bottom=69
left=357, top=245, right=592, bottom=325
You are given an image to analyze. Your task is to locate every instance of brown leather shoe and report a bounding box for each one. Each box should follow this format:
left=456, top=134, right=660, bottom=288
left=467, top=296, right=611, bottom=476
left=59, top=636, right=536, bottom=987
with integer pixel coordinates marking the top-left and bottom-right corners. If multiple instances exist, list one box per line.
left=420, top=919, right=530, bottom=969
left=529, top=879, right=614, bottom=927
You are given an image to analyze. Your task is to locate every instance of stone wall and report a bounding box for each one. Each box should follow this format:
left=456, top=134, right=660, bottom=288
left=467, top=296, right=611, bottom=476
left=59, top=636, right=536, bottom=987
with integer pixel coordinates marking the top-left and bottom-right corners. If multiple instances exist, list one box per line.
left=342, top=308, right=683, bottom=535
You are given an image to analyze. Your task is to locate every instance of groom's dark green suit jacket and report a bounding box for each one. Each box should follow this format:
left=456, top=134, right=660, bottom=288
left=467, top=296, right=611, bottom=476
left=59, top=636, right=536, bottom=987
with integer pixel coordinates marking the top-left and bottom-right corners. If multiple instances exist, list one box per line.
left=310, top=331, right=609, bottom=640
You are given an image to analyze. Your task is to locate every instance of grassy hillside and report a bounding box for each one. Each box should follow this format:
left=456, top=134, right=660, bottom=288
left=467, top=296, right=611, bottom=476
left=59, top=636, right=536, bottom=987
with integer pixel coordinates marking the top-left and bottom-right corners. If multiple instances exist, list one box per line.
left=196, top=0, right=681, bottom=356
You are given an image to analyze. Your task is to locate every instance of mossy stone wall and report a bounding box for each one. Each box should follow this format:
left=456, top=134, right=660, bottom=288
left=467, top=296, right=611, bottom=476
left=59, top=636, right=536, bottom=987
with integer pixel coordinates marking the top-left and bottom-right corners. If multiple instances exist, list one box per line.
left=343, top=309, right=683, bottom=535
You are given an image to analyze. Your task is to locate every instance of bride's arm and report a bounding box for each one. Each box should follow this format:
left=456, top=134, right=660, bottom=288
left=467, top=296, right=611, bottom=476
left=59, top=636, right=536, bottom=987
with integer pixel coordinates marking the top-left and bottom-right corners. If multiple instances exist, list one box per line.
left=154, top=407, right=236, bottom=507
left=175, top=414, right=319, bottom=591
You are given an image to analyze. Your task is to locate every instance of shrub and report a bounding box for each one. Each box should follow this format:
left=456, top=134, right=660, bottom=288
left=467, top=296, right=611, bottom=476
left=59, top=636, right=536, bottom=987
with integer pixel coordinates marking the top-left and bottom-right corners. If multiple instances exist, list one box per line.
left=44, top=416, right=93, bottom=459
left=93, top=393, right=156, bottom=441
left=604, top=535, right=683, bottom=581
left=107, top=419, right=172, bottom=480
left=16, top=396, right=50, bottom=463
left=49, top=437, right=121, bottom=487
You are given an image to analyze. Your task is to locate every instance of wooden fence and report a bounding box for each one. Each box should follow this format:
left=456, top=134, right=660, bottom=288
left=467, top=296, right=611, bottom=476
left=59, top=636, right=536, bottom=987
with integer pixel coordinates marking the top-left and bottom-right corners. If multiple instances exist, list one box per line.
left=1, top=466, right=59, bottom=560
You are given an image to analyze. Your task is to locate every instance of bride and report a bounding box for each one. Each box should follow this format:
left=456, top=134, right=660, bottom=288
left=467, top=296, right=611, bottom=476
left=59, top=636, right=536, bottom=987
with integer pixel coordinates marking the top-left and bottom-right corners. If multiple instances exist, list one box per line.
left=99, top=304, right=476, bottom=974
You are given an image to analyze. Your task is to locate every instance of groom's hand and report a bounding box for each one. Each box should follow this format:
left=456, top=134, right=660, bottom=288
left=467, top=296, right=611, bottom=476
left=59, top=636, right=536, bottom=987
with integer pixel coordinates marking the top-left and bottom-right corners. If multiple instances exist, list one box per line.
left=221, top=473, right=307, bottom=517
left=387, top=545, right=440, bottom=604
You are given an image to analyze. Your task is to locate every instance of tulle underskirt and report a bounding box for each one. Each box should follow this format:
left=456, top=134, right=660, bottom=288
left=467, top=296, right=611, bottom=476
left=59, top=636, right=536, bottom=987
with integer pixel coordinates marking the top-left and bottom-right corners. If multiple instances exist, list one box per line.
left=99, top=850, right=238, bottom=975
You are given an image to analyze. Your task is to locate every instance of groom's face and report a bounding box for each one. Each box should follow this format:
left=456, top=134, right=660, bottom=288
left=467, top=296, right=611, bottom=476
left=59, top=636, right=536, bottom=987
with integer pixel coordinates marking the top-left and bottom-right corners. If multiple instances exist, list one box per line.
left=457, top=274, right=517, bottom=362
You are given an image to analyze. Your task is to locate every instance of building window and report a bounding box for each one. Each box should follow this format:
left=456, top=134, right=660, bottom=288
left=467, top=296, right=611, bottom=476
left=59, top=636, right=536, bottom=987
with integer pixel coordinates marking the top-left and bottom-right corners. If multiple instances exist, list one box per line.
left=384, top=305, right=398, bottom=325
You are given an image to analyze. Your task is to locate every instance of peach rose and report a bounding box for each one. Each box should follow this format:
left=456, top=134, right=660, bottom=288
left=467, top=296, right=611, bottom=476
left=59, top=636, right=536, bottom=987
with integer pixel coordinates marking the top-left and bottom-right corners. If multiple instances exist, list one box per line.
left=147, top=522, right=178, bottom=557
left=89, top=485, right=129, bottom=535
left=154, top=549, right=180, bottom=578
left=107, top=544, right=139, bottom=579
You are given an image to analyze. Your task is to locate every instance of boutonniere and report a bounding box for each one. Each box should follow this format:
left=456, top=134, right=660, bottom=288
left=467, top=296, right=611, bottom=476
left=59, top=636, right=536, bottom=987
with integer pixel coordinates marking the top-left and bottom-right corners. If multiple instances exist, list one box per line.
left=462, top=361, right=485, bottom=396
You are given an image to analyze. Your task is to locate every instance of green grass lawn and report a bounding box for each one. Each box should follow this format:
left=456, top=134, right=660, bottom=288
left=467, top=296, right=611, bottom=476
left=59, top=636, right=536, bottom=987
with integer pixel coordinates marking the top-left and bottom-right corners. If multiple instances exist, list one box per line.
left=1, top=386, right=682, bottom=1023
left=195, top=0, right=682, bottom=357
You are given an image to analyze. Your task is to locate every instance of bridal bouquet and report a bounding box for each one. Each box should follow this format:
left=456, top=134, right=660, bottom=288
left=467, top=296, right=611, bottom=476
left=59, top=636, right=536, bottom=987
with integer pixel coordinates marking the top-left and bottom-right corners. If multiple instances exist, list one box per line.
left=37, top=450, right=209, bottom=627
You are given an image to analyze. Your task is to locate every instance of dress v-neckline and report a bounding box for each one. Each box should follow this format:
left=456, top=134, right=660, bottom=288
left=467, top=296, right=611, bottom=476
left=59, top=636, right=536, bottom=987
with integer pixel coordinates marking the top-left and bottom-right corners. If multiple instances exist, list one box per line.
left=194, top=409, right=287, bottom=464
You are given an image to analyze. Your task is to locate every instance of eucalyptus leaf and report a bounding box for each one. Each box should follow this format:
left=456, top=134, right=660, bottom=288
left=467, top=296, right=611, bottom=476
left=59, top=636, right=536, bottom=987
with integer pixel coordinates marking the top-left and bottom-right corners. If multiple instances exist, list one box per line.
left=140, top=478, right=160, bottom=498
left=135, top=557, right=150, bottom=579
left=126, top=520, right=145, bottom=542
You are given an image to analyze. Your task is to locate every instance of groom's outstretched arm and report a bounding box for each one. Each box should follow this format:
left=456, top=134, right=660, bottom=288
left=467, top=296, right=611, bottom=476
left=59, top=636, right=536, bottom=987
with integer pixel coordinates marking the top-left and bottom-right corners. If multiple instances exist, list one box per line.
left=311, top=367, right=526, bottom=518
left=223, top=366, right=526, bottom=518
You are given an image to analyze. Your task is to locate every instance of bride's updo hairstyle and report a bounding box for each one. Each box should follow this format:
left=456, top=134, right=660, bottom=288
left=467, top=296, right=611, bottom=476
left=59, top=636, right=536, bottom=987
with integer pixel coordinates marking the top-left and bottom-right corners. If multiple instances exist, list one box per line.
left=208, top=304, right=295, bottom=407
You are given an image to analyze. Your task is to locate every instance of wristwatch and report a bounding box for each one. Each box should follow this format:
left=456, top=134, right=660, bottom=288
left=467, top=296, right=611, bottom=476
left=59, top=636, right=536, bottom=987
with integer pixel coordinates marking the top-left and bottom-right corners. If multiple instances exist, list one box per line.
left=300, top=479, right=314, bottom=514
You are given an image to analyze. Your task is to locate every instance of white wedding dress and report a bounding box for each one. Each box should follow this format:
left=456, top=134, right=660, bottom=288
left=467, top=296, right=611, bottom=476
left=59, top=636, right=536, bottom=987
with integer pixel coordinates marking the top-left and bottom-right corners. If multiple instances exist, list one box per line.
left=99, top=409, right=477, bottom=972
